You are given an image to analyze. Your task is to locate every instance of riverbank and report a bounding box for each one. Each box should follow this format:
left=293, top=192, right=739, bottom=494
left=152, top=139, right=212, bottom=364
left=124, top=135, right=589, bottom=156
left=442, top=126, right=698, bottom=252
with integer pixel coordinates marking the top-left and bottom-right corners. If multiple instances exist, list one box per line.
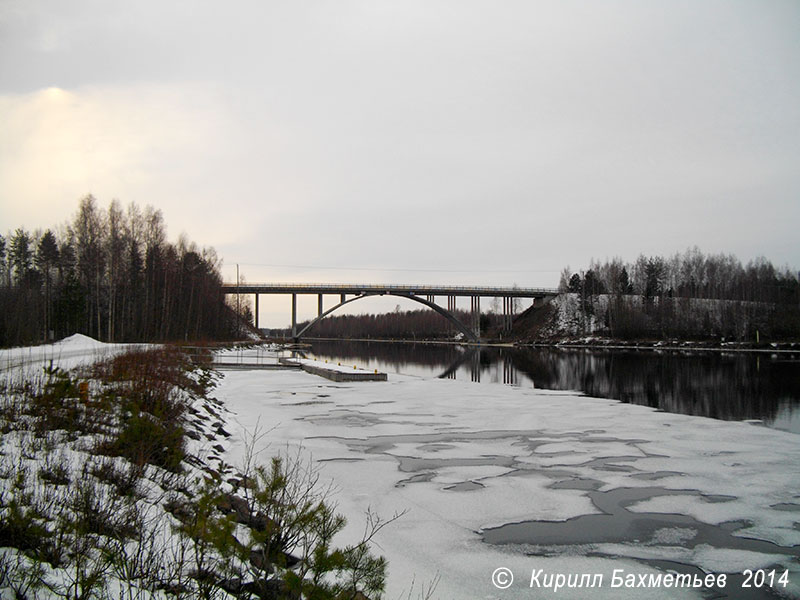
left=0, top=338, right=389, bottom=600
left=519, top=338, right=800, bottom=353
left=290, top=335, right=800, bottom=355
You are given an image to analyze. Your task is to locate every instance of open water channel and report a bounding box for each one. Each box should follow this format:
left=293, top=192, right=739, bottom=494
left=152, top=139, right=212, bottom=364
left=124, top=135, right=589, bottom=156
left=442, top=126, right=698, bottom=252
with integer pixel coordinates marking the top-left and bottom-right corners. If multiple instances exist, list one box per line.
left=303, top=340, right=800, bottom=434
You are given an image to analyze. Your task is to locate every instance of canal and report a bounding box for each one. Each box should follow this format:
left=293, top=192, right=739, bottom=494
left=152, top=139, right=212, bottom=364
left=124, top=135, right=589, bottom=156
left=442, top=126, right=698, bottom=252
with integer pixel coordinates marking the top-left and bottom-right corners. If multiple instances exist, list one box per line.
left=303, top=340, right=800, bottom=434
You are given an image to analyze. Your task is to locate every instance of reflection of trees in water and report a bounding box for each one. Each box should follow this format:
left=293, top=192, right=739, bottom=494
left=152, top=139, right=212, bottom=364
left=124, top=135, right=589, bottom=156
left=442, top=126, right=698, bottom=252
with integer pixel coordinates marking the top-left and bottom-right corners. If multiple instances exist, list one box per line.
left=507, top=349, right=800, bottom=423
left=310, top=340, right=799, bottom=424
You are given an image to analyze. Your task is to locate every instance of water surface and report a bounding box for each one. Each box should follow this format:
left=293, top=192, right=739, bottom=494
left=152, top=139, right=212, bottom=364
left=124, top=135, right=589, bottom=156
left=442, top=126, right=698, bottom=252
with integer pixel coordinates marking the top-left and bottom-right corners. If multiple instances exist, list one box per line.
left=306, top=340, right=800, bottom=433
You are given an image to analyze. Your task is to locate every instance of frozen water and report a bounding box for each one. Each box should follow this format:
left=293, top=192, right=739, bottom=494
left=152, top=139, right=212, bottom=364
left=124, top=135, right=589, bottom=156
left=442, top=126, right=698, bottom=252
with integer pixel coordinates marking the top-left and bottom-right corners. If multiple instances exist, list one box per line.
left=216, top=362, right=800, bottom=599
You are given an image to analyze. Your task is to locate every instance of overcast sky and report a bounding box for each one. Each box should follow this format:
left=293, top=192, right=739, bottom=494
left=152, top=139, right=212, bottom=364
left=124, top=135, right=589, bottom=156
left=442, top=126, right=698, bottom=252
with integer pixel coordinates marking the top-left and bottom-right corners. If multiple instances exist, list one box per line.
left=1, top=1, right=799, bottom=326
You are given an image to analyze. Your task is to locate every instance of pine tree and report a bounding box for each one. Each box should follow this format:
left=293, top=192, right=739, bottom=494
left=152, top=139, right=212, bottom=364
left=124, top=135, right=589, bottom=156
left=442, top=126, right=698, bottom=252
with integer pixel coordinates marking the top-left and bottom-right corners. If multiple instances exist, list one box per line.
left=10, top=228, right=33, bottom=285
left=36, top=230, right=60, bottom=340
left=617, top=267, right=633, bottom=294
left=568, top=273, right=582, bottom=293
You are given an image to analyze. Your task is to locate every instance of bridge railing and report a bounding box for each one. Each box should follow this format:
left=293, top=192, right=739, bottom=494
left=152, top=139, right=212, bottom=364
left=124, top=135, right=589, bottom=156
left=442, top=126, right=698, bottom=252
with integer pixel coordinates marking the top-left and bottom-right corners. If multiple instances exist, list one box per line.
left=221, top=282, right=560, bottom=296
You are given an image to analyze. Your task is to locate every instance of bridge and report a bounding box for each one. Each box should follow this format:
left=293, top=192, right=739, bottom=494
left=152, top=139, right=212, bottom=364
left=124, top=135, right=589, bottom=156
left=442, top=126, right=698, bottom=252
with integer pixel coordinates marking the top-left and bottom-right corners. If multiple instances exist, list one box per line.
left=221, top=283, right=559, bottom=341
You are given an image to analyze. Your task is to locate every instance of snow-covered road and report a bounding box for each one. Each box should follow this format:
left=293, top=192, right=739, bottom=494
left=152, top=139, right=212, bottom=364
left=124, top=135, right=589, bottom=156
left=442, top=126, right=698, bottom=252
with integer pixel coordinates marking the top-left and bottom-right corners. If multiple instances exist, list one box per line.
left=0, top=334, right=148, bottom=374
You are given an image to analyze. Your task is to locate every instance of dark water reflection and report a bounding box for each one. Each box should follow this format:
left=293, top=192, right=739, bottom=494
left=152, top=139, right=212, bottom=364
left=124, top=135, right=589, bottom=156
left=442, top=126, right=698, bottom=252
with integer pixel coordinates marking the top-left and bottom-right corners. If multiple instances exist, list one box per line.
left=307, top=341, right=800, bottom=434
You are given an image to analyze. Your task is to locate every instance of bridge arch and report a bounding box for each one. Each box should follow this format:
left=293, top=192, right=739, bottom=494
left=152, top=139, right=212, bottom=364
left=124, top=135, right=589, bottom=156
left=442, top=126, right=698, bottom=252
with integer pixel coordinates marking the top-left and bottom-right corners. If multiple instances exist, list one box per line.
left=295, top=292, right=478, bottom=341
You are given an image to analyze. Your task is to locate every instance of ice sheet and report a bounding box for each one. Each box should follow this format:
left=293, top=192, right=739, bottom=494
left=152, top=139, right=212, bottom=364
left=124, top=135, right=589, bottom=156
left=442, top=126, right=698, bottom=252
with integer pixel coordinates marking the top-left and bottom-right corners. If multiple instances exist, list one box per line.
left=216, top=363, right=800, bottom=599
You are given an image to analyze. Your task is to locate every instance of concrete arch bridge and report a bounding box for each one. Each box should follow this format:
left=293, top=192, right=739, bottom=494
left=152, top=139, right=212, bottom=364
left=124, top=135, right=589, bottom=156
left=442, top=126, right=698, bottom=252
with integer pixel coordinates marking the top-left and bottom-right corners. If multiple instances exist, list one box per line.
left=222, top=283, right=558, bottom=342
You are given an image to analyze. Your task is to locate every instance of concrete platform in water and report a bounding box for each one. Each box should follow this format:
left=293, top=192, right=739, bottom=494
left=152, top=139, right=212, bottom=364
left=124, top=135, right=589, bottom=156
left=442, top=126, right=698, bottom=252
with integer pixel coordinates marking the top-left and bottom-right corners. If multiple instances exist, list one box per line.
left=282, top=358, right=388, bottom=382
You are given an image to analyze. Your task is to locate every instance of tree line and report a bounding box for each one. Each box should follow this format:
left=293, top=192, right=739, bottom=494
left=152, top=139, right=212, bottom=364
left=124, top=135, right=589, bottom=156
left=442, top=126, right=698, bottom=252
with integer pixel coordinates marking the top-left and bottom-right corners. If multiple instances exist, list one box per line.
left=558, top=248, right=800, bottom=340
left=1, top=195, right=240, bottom=347
left=280, top=307, right=488, bottom=340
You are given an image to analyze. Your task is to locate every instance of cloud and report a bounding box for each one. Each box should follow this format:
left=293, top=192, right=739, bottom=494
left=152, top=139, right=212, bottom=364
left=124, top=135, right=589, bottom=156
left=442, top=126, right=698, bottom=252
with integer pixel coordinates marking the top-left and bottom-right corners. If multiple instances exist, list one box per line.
left=1, top=0, right=799, bottom=296
left=0, top=83, right=272, bottom=244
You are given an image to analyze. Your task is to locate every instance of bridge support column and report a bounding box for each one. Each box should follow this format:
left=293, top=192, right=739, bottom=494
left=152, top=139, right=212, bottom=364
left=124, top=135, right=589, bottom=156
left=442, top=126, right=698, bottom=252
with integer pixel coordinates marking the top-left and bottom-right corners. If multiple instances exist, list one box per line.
left=503, top=296, right=513, bottom=332
left=291, top=293, right=297, bottom=340
left=318, top=294, right=323, bottom=317
left=340, top=293, right=346, bottom=304
left=470, top=296, right=480, bottom=339
left=254, top=294, right=259, bottom=329
left=447, top=296, right=456, bottom=334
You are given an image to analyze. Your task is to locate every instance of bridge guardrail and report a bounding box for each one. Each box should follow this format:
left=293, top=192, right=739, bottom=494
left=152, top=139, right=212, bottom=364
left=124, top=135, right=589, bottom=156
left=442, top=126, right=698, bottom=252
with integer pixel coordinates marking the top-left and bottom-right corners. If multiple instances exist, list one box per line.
left=221, top=282, right=560, bottom=296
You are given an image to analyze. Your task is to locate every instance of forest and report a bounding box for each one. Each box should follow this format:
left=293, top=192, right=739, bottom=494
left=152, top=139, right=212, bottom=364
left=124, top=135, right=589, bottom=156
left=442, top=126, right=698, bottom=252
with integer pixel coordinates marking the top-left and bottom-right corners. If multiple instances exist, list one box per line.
left=285, top=308, right=478, bottom=340
left=283, top=307, right=506, bottom=341
left=557, top=249, right=800, bottom=340
left=1, top=195, right=240, bottom=347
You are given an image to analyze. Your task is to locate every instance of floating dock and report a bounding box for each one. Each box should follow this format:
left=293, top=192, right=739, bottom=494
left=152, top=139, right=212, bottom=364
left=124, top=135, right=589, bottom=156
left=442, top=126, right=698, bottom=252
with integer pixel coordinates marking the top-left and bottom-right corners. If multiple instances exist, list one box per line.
left=212, top=361, right=301, bottom=370
left=211, top=353, right=387, bottom=381
left=300, top=362, right=387, bottom=382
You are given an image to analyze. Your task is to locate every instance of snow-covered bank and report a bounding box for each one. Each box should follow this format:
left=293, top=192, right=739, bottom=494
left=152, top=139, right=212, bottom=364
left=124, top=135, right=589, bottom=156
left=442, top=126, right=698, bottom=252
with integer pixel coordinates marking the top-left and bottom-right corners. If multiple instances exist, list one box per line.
left=217, top=364, right=800, bottom=599
left=0, top=338, right=237, bottom=600
left=2, top=338, right=398, bottom=600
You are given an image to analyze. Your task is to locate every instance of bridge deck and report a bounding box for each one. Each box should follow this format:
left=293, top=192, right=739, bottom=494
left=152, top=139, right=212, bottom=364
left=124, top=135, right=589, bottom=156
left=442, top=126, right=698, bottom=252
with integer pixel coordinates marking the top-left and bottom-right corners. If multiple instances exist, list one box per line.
left=222, top=282, right=558, bottom=298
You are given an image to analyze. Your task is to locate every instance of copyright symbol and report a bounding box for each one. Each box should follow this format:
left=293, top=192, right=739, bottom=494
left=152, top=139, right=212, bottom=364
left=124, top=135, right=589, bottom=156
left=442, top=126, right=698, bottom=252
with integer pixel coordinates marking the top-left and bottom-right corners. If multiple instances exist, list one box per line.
left=492, top=567, right=514, bottom=589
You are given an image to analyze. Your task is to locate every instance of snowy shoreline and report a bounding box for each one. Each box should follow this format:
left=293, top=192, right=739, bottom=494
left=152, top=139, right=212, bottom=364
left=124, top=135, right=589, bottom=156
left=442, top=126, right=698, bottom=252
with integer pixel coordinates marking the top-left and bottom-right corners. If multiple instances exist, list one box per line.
left=271, top=335, right=800, bottom=354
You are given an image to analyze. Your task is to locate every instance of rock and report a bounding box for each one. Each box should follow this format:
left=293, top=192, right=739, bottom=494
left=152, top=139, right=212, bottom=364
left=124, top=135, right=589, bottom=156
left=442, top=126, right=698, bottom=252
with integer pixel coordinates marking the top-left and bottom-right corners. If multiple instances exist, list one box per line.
left=241, top=578, right=298, bottom=600
left=248, top=549, right=275, bottom=573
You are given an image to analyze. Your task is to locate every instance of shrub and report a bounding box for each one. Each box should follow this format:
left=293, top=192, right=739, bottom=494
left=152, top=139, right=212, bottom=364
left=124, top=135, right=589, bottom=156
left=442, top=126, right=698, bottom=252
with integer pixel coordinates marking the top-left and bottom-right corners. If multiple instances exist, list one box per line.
left=103, top=410, right=186, bottom=472
left=178, top=444, right=394, bottom=600
left=1, top=346, right=395, bottom=600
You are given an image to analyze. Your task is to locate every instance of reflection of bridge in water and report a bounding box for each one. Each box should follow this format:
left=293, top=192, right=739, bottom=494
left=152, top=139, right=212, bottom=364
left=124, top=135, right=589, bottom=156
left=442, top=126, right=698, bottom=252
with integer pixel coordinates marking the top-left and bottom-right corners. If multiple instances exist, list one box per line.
left=221, top=283, right=558, bottom=341
left=438, top=348, right=517, bottom=384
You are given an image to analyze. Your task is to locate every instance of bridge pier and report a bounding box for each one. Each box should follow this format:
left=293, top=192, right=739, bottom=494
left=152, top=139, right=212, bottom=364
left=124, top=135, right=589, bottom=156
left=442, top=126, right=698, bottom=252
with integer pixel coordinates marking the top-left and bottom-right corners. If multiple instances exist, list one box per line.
left=318, top=294, right=323, bottom=317
left=470, top=296, right=481, bottom=338
left=254, top=294, right=259, bottom=329
left=291, top=293, right=297, bottom=339
left=447, top=296, right=456, bottom=334
left=503, top=296, right=513, bottom=331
